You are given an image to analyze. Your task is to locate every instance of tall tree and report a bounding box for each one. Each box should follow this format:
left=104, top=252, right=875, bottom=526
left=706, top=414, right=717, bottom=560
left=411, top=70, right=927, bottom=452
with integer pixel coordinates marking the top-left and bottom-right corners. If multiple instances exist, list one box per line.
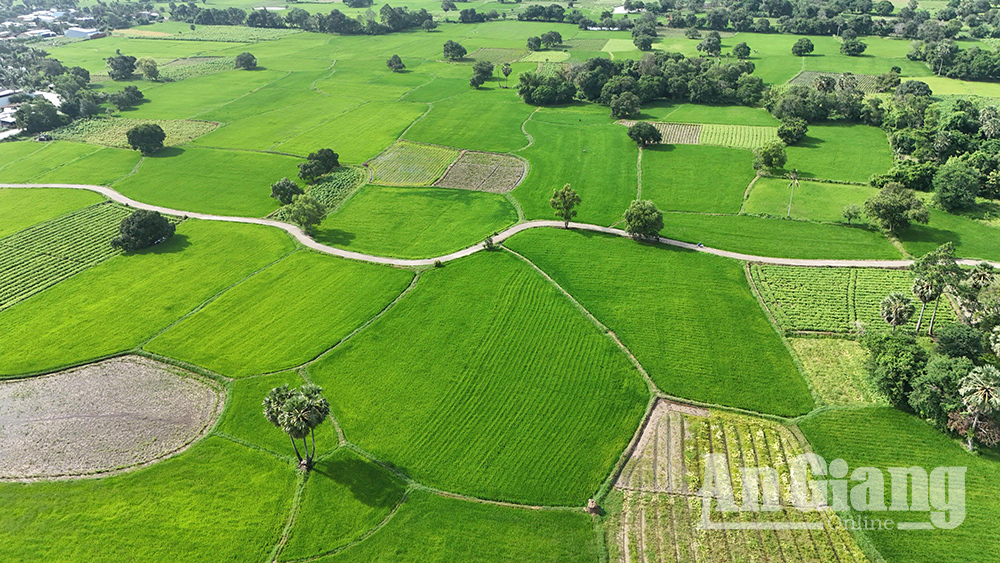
left=286, top=195, right=326, bottom=235
left=550, top=184, right=581, bottom=228
left=910, top=243, right=963, bottom=335
left=271, top=177, right=304, bottom=205
left=443, top=40, right=467, bottom=60
left=911, top=278, right=941, bottom=334
left=952, top=365, right=1000, bottom=452
left=501, top=63, right=512, bottom=88
left=264, top=384, right=330, bottom=469
left=864, top=183, right=929, bottom=234
left=881, top=292, right=915, bottom=331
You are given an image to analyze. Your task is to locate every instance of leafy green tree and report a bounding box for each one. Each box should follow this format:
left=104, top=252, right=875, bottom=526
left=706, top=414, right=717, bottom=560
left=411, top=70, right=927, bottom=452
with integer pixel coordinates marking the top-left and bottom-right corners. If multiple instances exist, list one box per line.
left=106, top=52, right=136, bottom=80
left=263, top=384, right=330, bottom=469
left=864, top=182, right=929, bottom=233
left=908, top=355, right=970, bottom=429
left=422, top=19, right=437, bottom=31
left=910, top=243, right=963, bottom=335
left=298, top=149, right=339, bottom=182
left=443, top=40, right=467, bottom=60
left=540, top=31, right=562, bottom=48
left=14, top=99, right=65, bottom=133
left=953, top=365, right=1000, bottom=451
left=386, top=54, right=405, bottom=72
left=881, top=292, right=915, bottom=331
left=550, top=184, right=581, bottom=228
left=271, top=177, right=304, bottom=205
left=842, top=204, right=862, bottom=225
left=791, top=37, right=814, bottom=56
left=111, top=209, right=175, bottom=251
left=968, top=262, right=996, bottom=291
left=470, top=60, right=494, bottom=89
left=696, top=35, right=722, bottom=57
left=235, top=52, right=257, bottom=70
left=125, top=123, right=166, bottom=155
left=777, top=117, right=807, bottom=145
left=624, top=199, right=663, bottom=240
left=526, top=36, right=542, bottom=50
left=633, top=34, right=654, bottom=51
left=610, top=92, right=640, bottom=119
left=286, top=194, right=326, bottom=234
left=109, top=85, right=145, bottom=110
left=814, top=75, right=836, bottom=93
left=840, top=39, right=867, bottom=56
left=912, top=277, right=941, bottom=334
left=753, top=141, right=787, bottom=171
left=628, top=122, right=662, bottom=146
left=137, top=57, right=159, bottom=81
left=861, top=331, right=928, bottom=406
left=933, top=158, right=980, bottom=212
left=732, top=42, right=751, bottom=60
left=937, top=324, right=984, bottom=359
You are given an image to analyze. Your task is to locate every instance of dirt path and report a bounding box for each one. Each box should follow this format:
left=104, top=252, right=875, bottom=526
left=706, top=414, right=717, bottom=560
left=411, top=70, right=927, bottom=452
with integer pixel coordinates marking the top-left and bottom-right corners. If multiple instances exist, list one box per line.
left=3, top=183, right=998, bottom=270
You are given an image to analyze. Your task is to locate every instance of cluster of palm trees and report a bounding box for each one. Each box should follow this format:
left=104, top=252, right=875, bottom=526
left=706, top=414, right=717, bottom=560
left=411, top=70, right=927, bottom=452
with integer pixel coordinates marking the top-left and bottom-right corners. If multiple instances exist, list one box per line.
left=952, top=365, right=1000, bottom=452
left=263, top=384, right=330, bottom=470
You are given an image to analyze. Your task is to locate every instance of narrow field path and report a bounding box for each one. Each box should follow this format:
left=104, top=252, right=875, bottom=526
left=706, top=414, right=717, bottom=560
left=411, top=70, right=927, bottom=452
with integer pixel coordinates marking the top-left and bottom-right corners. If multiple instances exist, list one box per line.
left=3, top=183, right=998, bottom=269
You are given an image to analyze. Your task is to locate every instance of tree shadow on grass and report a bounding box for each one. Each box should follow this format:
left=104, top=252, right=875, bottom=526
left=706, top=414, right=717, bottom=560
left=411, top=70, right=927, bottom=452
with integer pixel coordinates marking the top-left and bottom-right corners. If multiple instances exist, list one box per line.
left=148, top=146, right=185, bottom=158
left=130, top=233, right=191, bottom=255
left=897, top=224, right=962, bottom=249
left=313, top=226, right=356, bottom=247
left=312, top=456, right=406, bottom=508
left=644, top=144, right=675, bottom=154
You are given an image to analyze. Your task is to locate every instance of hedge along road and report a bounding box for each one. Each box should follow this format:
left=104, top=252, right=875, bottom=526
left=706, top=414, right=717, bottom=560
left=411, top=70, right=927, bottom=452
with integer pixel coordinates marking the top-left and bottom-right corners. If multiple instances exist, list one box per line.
left=2, top=183, right=998, bottom=270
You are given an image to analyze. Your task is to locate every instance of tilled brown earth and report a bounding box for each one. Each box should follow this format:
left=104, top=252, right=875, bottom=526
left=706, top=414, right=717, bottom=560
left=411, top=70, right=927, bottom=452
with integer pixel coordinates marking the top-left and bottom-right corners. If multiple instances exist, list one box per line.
left=0, top=356, right=222, bottom=480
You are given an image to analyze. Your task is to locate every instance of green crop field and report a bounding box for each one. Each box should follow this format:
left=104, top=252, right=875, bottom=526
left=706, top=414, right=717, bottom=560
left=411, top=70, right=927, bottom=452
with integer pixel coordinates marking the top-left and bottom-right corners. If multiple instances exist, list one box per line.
left=146, top=251, right=413, bottom=377
left=749, top=264, right=956, bottom=334
left=790, top=337, right=886, bottom=406
left=308, top=251, right=649, bottom=504
left=745, top=177, right=878, bottom=223
left=784, top=124, right=893, bottom=183
left=642, top=144, right=755, bottom=214
left=51, top=118, right=218, bottom=149
left=368, top=141, right=460, bottom=186
left=0, top=220, right=294, bottom=376
left=402, top=94, right=535, bottom=153
left=314, top=185, right=516, bottom=259
left=0, top=203, right=131, bottom=313
left=113, top=146, right=297, bottom=216
left=801, top=408, right=1000, bottom=563
left=506, top=229, right=813, bottom=416
left=0, top=437, right=295, bottom=563
left=0, top=141, right=102, bottom=182
left=699, top=123, right=781, bottom=149
left=0, top=188, right=105, bottom=238
left=898, top=207, right=1000, bottom=262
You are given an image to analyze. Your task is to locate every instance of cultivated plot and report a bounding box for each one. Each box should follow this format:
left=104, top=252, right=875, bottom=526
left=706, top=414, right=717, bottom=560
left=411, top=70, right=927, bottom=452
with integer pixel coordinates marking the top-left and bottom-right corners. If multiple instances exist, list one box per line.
left=51, top=117, right=218, bottom=149
left=0, top=188, right=105, bottom=239
left=0, top=356, right=221, bottom=480
left=434, top=150, right=526, bottom=193
left=368, top=141, right=460, bottom=186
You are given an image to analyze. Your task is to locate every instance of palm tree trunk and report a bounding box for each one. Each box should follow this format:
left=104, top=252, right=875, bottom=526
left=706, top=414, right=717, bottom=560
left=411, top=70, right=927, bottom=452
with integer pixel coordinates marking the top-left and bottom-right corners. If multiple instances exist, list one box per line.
left=968, top=412, right=980, bottom=452
left=289, top=436, right=303, bottom=462
left=929, top=296, right=941, bottom=336
left=915, top=301, right=927, bottom=334
left=303, top=437, right=310, bottom=465
left=310, top=428, right=317, bottom=460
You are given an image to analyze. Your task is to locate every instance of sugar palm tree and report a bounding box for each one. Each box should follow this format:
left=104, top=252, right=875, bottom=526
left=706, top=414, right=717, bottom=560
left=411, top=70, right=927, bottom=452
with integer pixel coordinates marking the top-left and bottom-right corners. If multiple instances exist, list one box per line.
left=911, top=278, right=941, bottom=334
left=263, top=384, right=300, bottom=460
left=968, top=262, right=996, bottom=291
left=957, top=366, right=1000, bottom=452
left=501, top=63, right=512, bottom=88
left=785, top=169, right=799, bottom=217
left=880, top=292, right=915, bottom=331
left=263, top=384, right=330, bottom=470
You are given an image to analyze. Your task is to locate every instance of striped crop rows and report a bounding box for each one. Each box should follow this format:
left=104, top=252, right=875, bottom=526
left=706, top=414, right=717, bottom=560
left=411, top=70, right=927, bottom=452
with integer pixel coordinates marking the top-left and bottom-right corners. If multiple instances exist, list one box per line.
left=612, top=403, right=866, bottom=563
left=617, top=121, right=778, bottom=149
left=0, top=203, right=132, bottom=312
left=749, top=264, right=955, bottom=333
left=369, top=141, right=460, bottom=186
left=435, top=151, right=526, bottom=193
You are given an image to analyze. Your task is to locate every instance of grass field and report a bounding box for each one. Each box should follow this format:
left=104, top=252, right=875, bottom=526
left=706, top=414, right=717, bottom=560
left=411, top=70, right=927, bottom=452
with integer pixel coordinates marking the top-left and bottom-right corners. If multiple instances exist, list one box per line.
left=642, top=144, right=755, bottom=214
left=790, top=338, right=885, bottom=406
left=640, top=102, right=780, bottom=126
left=898, top=207, right=1000, bottom=262
left=0, top=203, right=131, bottom=313
left=308, top=251, right=649, bottom=504
left=517, top=119, right=638, bottom=226
left=745, top=177, right=877, bottom=223
left=280, top=449, right=407, bottom=560
left=0, top=141, right=102, bottom=182
left=662, top=213, right=902, bottom=259
left=0, top=189, right=105, bottom=238
left=783, top=124, right=893, bottom=183
left=113, top=146, right=297, bottom=216
left=146, top=251, right=413, bottom=377
left=0, top=437, right=295, bottom=563
left=0, top=220, right=294, bottom=376
left=506, top=229, right=813, bottom=416
left=314, top=185, right=516, bottom=259
left=403, top=94, right=535, bottom=153
left=750, top=264, right=956, bottom=334
left=51, top=118, right=218, bottom=149
left=369, top=141, right=459, bottom=186
left=315, top=490, right=601, bottom=562
left=800, top=407, right=1000, bottom=563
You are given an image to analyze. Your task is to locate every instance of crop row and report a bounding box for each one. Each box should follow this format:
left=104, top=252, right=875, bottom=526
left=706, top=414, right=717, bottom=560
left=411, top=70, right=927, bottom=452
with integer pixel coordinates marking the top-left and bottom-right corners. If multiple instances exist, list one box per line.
left=0, top=203, right=131, bottom=312
left=435, top=151, right=525, bottom=193
left=470, top=48, right=529, bottom=64
left=750, top=264, right=956, bottom=333
left=116, top=25, right=299, bottom=43
left=369, top=141, right=459, bottom=187
left=159, top=57, right=236, bottom=81
left=787, top=71, right=881, bottom=94
left=700, top=124, right=779, bottom=150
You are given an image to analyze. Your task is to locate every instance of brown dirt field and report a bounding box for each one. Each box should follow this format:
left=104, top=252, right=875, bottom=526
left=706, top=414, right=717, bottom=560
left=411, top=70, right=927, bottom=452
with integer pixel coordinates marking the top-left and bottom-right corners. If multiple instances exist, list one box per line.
left=0, top=356, right=222, bottom=480
left=434, top=151, right=526, bottom=193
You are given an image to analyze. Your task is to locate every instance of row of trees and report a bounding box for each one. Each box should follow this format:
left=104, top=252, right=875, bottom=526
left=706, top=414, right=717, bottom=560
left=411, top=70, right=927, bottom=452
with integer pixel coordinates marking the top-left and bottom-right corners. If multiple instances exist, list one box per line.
left=548, top=185, right=664, bottom=239
left=864, top=243, right=1000, bottom=452
left=268, top=149, right=341, bottom=234
left=170, top=3, right=434, bottom=36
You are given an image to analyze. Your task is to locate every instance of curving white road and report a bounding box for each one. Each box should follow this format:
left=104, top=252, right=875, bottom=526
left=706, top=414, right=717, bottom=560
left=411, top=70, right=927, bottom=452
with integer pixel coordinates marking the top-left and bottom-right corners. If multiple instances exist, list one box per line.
left=3, top=183, right=998, bottom=269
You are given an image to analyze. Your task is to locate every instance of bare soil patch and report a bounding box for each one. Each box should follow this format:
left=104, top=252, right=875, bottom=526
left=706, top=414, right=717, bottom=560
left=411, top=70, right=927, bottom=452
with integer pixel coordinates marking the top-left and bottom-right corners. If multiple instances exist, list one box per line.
left=434, top=150, right=526, bottom=193
left=0, top=356, right=222, bottom=480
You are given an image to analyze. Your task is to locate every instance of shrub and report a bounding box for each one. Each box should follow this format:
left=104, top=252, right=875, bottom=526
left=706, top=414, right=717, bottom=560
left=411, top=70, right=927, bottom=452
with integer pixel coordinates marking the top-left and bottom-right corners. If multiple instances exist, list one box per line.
left=235, top=52, right=257, bottom=70
left=111, top=209, right=175, bottom=251
left=937, top=324, right=984, bottom=359
left=125, top=123, right=166, bottom=155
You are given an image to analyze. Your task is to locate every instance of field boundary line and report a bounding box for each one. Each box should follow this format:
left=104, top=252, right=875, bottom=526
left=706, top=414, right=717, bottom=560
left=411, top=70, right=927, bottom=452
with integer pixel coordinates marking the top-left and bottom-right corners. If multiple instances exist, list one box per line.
left=190, top=70, right=291, bottom=121
left=5, top=184, right=999, bottom=269
left=739, top=173, right=761, bottom=214
left=268, top=470, right=308, bottom=563
left=516, top=107, right=541, bottom=151
left=397, top=102, right=434, bottom=141
left=636, top=146, right=643, bottom=200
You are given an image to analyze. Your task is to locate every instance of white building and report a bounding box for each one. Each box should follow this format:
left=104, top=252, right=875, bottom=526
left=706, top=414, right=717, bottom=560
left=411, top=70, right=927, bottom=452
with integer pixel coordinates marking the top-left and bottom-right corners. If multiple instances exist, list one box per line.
left=21, top=29, right=57, bottom=38
left=0, top=89, right=24, bottom=107
left=64, top=27, right=102, bottom=39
